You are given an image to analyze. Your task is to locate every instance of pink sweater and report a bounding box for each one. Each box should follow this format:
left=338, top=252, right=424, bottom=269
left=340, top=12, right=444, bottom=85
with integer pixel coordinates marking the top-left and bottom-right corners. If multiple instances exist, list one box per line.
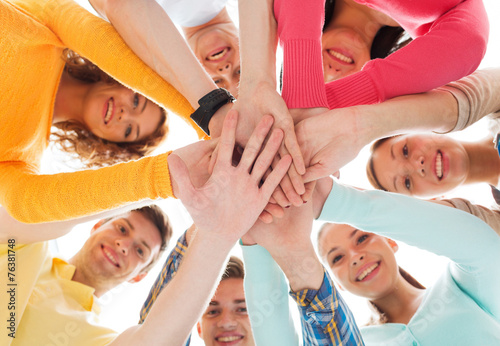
left=275, top=0, right=489, bottom=109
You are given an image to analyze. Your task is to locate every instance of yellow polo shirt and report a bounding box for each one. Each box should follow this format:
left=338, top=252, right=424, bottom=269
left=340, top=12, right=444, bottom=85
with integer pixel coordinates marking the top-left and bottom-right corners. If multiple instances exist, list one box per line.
left=0, top=242, right=118, bottom=345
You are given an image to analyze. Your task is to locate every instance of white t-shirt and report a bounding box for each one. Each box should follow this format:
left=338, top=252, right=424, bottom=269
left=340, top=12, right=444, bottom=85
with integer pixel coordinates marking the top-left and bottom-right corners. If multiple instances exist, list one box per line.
left=156, top=0, right=228, bottom=27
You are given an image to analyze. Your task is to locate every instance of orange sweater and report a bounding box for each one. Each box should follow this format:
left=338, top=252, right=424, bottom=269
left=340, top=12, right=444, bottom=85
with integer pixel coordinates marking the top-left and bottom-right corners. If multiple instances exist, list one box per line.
left=0, top=0, right=206, bottom=223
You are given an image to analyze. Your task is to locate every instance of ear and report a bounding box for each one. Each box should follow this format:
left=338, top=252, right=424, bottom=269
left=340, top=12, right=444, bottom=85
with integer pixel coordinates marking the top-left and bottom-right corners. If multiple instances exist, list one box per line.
left=91, top=219, right=107, bottom=234
left=128, top=272, right=147, bottom=283
left=196, top=321, right=202, bottom=337
left=386, top=238, right=399, bottom=253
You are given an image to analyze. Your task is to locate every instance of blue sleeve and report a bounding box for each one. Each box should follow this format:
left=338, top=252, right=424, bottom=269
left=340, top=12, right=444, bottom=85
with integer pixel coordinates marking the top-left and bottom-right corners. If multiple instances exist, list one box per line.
left=319, top=182, right=500, bottom=320
left=138, top=231, right=191, bottom=345
left=241, top=244, right=300, bottom=346
left=290, top=271, right=364, bottom=345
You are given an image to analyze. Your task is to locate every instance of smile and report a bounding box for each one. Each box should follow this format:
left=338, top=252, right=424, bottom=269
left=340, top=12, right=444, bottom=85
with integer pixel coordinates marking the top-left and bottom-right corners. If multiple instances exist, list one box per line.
left=102, top=245, right=119, bottom=267
left=215, top=335, right=243, bottom=343
left=104, top=98, right=115, bottom=125
left=327, top=49, right=354, bottom=64
left=356, top=262, right=379, bottom=281
left=435, top=151, right=443, bottom=180
left=207, top=47, right=230, bottom=62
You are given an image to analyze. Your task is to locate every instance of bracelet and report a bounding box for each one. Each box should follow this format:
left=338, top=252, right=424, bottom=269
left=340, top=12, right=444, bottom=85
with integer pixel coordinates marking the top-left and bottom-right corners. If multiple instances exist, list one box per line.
left=190, top=88, right=235, bottom=136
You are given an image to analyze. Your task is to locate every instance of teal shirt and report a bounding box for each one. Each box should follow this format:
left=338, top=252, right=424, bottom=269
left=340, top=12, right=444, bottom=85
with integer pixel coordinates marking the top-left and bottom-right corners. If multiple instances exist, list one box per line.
left=319, top=182, right=500, bottom=345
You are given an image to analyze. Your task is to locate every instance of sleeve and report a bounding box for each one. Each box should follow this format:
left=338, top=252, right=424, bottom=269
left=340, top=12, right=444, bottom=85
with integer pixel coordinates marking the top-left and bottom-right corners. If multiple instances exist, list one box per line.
left=46, top=0, right=208, bottom=139
left=290, top=271, right=364, bottom=346
left=274, top=0, right=329, bottom=108
left=241, top=244, right=300, bottom=346
left=139, top=231, right=188, bottom=323
left=436, top=68, right=500, bottom=133
left=0, top=153, right=173, bottom=223
left=324, top=0, right=488, bottom=109
left=138, top=231, right=192, bottom=345
left=444, top=197, right=500, bottom=237
left=319, top=182, right=500, bottom=319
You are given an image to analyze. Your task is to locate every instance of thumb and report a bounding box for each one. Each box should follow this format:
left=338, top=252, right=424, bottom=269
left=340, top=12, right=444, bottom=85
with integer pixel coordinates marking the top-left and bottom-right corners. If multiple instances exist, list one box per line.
left=302, top=163, right=328, bottom=183
left=168, top=154, right=196, bottom=200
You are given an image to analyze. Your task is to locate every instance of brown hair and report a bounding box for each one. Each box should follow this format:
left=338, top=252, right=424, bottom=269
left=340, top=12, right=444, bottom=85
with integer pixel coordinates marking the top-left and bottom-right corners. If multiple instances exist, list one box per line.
left=133, top=205, right=173, bottom=273
left=221, top=256, right=245, bottom=281
left=366, top=136, right=398, bottom=191
left=51, top=50, right=168, bottom=168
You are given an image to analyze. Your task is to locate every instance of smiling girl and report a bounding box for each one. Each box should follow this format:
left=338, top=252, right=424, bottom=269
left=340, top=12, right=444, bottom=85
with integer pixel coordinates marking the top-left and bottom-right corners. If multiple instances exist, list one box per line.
left=0, top=0, right=215, bottom=223
left=316, top=182, right=500, bottom=344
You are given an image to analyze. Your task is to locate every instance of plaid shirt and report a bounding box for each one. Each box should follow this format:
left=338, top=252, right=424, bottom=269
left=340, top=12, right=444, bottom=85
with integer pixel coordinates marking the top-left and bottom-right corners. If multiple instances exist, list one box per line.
left=138, top=231, right=191, bottom=344
left=290, top=270, right=364, bottom=346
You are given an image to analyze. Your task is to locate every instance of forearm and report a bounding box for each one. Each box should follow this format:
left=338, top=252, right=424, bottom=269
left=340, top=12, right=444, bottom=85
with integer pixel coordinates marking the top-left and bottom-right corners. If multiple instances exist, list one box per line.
left=242, top=244, right=299, bottom=346
left=0, top=200, right=153, bottom=244
left=238, top=0, right=277, bottom=86
left=354, top=88, right=458, bottom=144
left=112, top=231, right=234, bottom=345
left=271, top=245, right=324, bottom=292
left=437, top=68, right=500, bottom=133
left=91, top=0, right=217, bottom=108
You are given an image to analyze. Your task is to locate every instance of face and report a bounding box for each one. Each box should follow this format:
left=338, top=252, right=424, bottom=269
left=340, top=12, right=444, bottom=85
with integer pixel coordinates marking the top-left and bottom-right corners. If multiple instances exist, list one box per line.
left=82, top=82, right=164, bottom=143
left=322, top=27, right=371, bottom=82
left=371, top=134, right=470, bottom=197
left=186, top=23, right=240, bottom=98
left=319, top=224, right=399, bottom=300
left=76, top=211, right=162, bottom=290
left=198, top=278, right=255, bottom=346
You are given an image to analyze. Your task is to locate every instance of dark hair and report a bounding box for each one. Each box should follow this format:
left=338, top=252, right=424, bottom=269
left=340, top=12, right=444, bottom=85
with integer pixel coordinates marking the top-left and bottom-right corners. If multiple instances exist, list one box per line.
left=221, top=256, right=245, bottom=281
left=366, top=136, right=401, bottom=191
left=323, top=0, right=411, bottom=60
left=51, top=50, right=168, bottom=168
left=133, top=205, right=173, bottom=272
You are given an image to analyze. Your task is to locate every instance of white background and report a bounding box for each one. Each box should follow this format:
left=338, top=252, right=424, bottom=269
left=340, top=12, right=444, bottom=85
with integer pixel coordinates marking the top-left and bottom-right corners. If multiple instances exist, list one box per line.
left=51, top=0, right=500, bottom=344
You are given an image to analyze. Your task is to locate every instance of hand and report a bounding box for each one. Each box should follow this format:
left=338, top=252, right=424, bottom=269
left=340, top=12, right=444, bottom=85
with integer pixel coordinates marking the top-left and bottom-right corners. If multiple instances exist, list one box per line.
left=296, top=107, right=367, bottom=183
left=233, top=80, right=306, bottom=201
left=170, top=137, right=219, bottom=190
left=169, top=110, right=292, bottom=242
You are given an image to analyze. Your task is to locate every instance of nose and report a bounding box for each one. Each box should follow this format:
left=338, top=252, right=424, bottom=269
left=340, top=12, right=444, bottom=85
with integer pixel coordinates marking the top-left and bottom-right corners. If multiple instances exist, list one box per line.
left=117, top=107, right=131, bottom=122
left=115, top=238, right=131, bottom=256
left=352, top=254, right=365, bottom=266
left=217, top=62, right=232, bottom=78
left=413, top=156, right=425, bottom=177
left=216, top=311, right=237, bottom=330
left=324, top=63, right=354, bottom=82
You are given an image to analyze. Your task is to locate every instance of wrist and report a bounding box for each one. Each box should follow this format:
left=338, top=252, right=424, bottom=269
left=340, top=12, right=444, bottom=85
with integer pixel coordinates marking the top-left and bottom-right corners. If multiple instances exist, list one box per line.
left=272, top=248, right=324, bottom=292
left=208, top=102, right=233, bottom=138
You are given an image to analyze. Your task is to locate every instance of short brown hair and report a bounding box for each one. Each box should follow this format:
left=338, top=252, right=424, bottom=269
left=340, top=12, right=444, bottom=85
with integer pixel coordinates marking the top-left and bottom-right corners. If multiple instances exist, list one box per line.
left=221, top=256, right=245, bottom=281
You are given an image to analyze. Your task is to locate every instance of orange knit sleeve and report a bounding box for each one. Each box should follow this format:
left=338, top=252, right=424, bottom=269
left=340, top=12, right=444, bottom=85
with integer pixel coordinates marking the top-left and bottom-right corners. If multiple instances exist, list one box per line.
left=0, top=153, right=172, bottom=223
left=45, top=0, right=208, bottom=140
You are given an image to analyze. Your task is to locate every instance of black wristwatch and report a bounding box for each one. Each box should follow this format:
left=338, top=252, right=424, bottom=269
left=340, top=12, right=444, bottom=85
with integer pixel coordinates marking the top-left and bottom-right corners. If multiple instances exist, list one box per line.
left=190, top=88, right=235, bottom=136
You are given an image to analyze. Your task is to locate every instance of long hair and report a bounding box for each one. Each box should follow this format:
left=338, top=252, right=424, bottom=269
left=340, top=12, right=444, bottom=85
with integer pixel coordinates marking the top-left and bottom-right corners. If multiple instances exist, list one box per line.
left=51, top=50, right=168, bottom=168
left=366, top=136, right=400, bottom=191
left=323, top=0, right=411, bottom=60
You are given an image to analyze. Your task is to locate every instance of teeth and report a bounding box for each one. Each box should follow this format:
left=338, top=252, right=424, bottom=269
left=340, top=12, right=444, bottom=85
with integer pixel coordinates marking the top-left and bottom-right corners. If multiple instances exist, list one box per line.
left=103, top=248, right=118, bottom=267
left=216, top=336, right=242, bottom=342
left=357, top=263, right=379, bottom=281
left=328, top=49, right=354, bottom=63
left=436, top=152, right=443, bottom=179
left=207, top=48, right=228, bottom=61
left=104, top=99, right=114, bottom=124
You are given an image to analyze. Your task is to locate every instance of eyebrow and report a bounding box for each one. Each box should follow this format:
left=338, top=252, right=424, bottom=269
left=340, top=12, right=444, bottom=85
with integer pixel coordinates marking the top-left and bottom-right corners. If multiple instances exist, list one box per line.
left=390, top=144, right=398, bottom=192
left=124, top=218, right=151, bottom=254
left=234, top=299, right=246, bottom=304
left=136, top=126, right=140, bottom=141
left=141, top=98, right=148, bottom=113
left=327, top=229, right=359, bottom=256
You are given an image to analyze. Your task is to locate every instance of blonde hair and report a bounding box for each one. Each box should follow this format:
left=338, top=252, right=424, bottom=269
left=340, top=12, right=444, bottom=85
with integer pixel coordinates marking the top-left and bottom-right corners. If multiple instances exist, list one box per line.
left=51, top=50, right=168, bottom=168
